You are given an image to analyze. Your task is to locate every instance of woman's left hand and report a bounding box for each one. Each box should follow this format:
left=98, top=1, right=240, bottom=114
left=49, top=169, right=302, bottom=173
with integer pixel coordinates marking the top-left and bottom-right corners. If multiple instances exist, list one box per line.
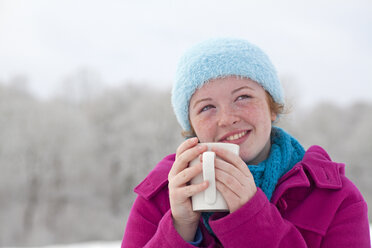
left=211, top=147, right=257, bottom=213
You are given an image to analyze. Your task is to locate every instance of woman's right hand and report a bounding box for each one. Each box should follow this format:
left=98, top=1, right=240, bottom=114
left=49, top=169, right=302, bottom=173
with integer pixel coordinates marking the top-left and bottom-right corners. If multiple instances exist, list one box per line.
left=168, top=137, right=209, bottom=242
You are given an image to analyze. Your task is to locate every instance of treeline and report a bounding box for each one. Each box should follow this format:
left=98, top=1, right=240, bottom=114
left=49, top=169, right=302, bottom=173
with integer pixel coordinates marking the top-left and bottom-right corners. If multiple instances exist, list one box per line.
left=0, top=82, right=371, bottom=246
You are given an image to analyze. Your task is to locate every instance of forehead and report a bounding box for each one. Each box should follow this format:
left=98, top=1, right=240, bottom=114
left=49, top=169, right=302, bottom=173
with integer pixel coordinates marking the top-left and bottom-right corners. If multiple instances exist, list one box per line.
left=191, top=76, right=261, bottom=99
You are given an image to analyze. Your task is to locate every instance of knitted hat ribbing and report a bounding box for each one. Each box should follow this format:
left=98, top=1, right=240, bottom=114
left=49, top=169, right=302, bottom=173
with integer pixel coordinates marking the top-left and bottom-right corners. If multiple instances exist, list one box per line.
left=172, top=38, right=284, bottom=132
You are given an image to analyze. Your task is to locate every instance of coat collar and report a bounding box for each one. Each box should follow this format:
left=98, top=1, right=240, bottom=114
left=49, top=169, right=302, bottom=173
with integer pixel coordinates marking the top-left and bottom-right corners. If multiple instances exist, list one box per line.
left=134, top=154, right=175, bottom=200
left=271, top=145, right=345, bottom=204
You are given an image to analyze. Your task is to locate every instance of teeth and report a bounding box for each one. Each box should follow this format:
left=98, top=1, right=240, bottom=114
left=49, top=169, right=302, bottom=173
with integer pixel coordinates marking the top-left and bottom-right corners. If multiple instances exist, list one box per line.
left=226, top=131, right=247, bottom=141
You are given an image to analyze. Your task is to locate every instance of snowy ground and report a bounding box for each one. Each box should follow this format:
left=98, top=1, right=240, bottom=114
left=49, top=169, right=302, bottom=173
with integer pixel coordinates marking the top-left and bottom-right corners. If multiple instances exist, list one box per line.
left=3, top=241, right=121, bottom=248
left=37, top=241, right=121, bottom=248
left=4, top=225, right=372, bottom=247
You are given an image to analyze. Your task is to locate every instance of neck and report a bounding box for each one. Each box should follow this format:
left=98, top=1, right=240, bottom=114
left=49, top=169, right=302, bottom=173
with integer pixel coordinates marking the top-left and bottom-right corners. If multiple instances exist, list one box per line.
left=247, top=138, right=271, bottom=165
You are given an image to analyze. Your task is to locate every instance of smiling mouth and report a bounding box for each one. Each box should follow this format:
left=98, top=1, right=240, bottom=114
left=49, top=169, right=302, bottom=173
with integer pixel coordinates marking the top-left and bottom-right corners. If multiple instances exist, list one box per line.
left=225, top=131, right=248, bottom=141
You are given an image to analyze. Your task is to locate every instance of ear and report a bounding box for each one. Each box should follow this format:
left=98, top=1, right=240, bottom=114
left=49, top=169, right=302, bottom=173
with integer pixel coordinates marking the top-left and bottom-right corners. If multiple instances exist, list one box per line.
left=271, top=112, right=277, bottom=122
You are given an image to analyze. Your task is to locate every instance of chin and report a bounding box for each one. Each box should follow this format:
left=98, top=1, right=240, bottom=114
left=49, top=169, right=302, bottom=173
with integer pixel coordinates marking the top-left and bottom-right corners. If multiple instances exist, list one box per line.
left=240, top=153, right=254, bottom=164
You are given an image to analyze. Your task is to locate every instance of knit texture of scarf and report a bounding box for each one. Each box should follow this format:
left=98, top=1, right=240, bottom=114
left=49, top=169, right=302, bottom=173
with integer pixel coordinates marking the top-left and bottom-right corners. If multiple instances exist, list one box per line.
left=202, top=127, right=305, bottom=236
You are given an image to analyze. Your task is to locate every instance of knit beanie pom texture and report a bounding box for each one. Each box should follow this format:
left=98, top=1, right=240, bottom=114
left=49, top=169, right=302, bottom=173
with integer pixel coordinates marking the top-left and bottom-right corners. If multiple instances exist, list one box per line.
left=172, top=38, right=284, bottom=132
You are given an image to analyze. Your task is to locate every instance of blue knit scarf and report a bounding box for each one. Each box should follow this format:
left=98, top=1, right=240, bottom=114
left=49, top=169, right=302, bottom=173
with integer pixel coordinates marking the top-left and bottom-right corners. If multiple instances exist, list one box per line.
left=202, top=127, right=305, bottom=235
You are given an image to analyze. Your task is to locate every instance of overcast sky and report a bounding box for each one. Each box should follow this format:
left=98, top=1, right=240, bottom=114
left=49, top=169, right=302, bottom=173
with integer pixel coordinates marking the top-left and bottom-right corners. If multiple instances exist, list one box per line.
left=0, top=0, right=371, bottom=106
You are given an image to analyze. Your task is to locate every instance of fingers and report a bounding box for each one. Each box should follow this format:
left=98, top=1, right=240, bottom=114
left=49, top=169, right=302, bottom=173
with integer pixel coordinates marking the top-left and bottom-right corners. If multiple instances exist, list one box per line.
left=169, top=163, right=202, bottom=188
left=170, top=178, right=209, bottom=203
left=215, top=180, right=244, bottom=213
left=216, top=180, right=239, bottom=202
left=211, top=147, right=253, bottom=178
left=168, top=139, right=209, bottom=201
left=211, top=149, right=257, bottom=213
left=215, top=170, right=257, bottom=213
left=169, top=139, right=207, bottom=178
left=214, top=158, right=248, bottom=186
left=215, top=165, right=245, bottom=196
left=180, top=181, right=209, bottom=198
left=175, top=137, right=199, bottom=158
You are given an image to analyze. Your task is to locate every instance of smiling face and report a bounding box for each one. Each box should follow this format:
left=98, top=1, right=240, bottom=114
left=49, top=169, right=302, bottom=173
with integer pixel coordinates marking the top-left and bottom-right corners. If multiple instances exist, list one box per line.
left=189, top=76, right=277, bottom=165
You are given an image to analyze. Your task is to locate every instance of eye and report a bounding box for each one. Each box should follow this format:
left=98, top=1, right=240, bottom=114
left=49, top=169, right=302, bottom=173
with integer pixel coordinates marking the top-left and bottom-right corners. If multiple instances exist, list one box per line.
left=200, top=104, right=215, bottom=113
left=236, top=95, right=251, bottom=101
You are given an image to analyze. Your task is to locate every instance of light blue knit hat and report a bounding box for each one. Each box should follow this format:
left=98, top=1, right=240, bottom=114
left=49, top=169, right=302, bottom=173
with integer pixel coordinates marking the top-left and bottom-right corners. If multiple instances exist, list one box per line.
left=172, top=38, right=284, bottom=132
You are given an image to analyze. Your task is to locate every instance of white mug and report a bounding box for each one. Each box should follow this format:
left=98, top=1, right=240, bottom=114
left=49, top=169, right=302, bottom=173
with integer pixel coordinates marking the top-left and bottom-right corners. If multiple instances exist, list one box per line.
left=189, top=142, right=240, bottom=212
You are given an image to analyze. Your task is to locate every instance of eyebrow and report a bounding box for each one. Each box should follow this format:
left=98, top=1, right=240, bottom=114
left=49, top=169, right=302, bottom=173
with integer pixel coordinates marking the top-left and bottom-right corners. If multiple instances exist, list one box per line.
left=232, top=86, right=253, bottom=94
left=192, top=98, right=212, bottom=109
left=192, top=86, right=254, bottom=109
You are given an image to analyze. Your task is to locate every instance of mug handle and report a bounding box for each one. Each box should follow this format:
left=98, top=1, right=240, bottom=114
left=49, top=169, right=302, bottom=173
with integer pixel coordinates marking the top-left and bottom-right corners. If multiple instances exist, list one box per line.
left=202, top=151, right=216, bottom=204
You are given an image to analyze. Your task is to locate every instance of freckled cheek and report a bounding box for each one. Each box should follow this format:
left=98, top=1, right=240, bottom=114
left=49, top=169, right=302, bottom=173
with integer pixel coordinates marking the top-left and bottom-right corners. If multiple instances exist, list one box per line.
left=241, top=104, right=270, bottom=123
left=239, top=106, right=260, bottom=120
left=191, top=118, right=216, bottom=142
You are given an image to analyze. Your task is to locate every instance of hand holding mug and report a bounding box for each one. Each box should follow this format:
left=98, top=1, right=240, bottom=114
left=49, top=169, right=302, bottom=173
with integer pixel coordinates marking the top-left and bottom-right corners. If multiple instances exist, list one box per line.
left=168, top=137, right=208, bottom=241
left=212, top=146, right=257, bottom=213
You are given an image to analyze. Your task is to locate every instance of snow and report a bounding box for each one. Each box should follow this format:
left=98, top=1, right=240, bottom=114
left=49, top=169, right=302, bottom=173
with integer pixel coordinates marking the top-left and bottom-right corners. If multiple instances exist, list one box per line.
left=3, top=241, right=121, bottom=248
left=41, top=241, right=121, bottom=248
left=3, top=224, right=372, bottom=247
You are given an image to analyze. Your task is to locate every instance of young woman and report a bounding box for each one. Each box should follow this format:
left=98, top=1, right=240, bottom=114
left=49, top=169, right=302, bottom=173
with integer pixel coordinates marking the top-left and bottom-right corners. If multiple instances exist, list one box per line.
left=122, top=38, right=370, bottom=247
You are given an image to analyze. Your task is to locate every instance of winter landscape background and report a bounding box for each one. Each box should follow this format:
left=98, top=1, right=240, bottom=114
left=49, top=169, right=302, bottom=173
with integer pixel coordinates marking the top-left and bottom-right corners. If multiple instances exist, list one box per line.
left=0, top=0, right=371, bottom=247
left=0, top=81, right=371, bottom=247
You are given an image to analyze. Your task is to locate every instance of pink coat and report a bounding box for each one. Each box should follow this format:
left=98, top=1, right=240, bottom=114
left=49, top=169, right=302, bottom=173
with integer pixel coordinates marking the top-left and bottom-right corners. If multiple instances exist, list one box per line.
left=122, top=146, right=371, bottom=247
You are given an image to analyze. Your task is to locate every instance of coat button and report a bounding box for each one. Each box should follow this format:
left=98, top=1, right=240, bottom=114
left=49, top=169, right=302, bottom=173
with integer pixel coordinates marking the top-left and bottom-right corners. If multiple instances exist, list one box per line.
left=278, top=198, right=288, bottom=211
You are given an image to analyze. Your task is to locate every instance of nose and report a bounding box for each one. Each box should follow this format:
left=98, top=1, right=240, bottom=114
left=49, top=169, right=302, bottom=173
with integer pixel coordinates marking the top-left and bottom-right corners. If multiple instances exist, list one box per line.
left=217, top=106, right=240, bottom=127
